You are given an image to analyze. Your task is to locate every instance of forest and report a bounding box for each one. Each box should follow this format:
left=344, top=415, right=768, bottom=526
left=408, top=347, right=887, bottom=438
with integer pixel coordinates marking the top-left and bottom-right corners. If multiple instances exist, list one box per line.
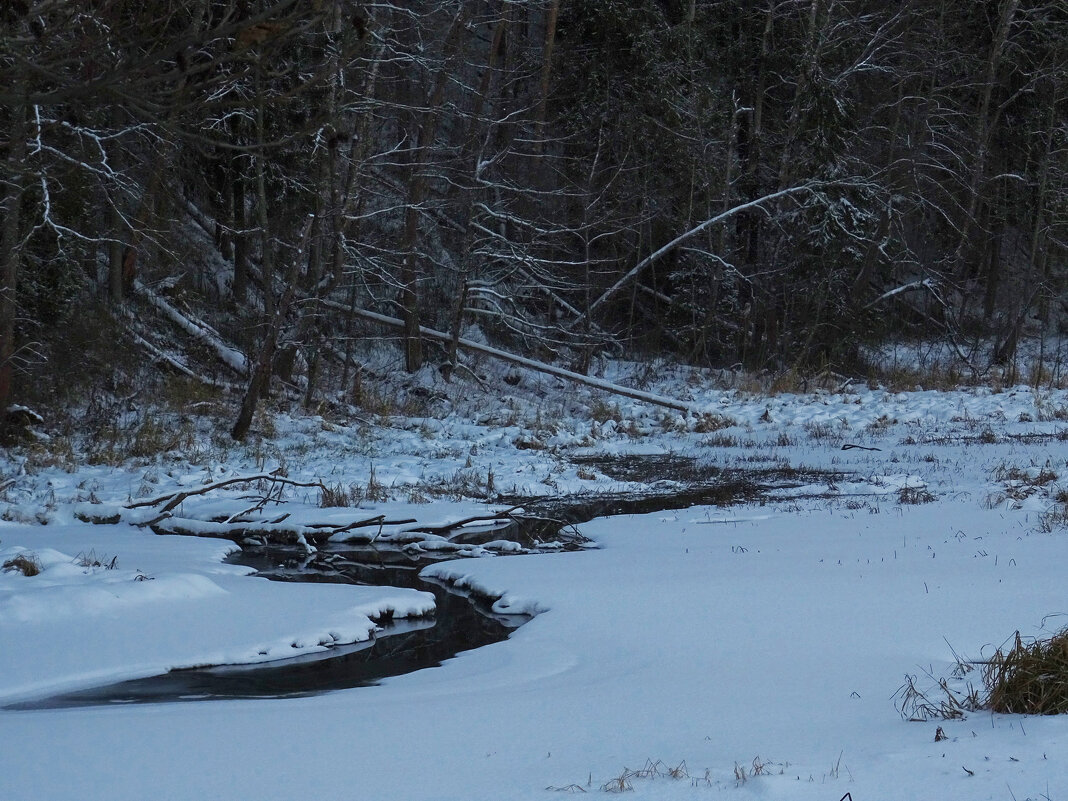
left=1, top=0, right=1066, bottom=432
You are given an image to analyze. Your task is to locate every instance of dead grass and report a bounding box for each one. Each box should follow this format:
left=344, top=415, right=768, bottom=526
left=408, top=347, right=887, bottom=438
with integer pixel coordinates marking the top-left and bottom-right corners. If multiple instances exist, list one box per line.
left=985, top=629, right=1068, bottom=715
left=986, top=462, right=1068, bottom=526
left=876, top=364, right=969, bottom=392
left=85, top=415, right=196, bottom=465
left=693, top=413, right=735, bottom=433
left=2, top=553, right=42, bottom=576
left=894, top=673, right=980, bottom=721
left=703, top=432, right=740, bottom=447
left=803, top=420, right=847, bottom=446
left=733, top=755, right=786, bottom=784
left=75, top=549, right=117, bottom=570
left=899, top=627, right=1068, bottom=719
left=866, top=414, right=896, bottom=432
left=1036, top=400, right=1068, bottom=422
left=23, top=436, right=79, bottom=473
left=1039, top=499, right=1068, bottom=532
left=319, top=482, right=354, bottom=507
left=898, top=485, right=935, bottom=504
left=599, top=759, right=690, bottom=793
left=319, top=466, right=390, bottom=506
left=993, top=463, right=1058, bottom=487
left=590, top=399, right=622, bottom=425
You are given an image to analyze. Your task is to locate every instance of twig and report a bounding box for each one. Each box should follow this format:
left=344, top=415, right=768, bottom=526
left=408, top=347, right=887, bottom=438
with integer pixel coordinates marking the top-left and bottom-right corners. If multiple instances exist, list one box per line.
left=410, top=506, right=523, bottom=537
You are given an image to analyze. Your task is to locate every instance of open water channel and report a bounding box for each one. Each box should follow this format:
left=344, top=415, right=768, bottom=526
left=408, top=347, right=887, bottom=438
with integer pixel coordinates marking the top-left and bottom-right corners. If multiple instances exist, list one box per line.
left=7, top=459, right=843, bottom=709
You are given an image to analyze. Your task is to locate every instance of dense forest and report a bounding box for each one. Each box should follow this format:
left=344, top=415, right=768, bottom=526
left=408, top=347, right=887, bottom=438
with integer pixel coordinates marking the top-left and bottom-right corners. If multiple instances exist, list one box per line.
left=1, top=0, right=1066, bottom=433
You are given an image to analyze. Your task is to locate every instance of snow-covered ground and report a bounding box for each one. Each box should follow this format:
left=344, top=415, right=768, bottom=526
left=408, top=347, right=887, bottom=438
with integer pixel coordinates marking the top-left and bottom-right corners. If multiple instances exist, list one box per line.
left=3, top=363, right=1068, bottom=800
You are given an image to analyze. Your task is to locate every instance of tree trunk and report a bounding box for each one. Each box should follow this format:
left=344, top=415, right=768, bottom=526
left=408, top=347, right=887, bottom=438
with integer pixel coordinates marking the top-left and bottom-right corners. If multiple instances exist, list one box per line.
left=0, top=98, right=27, bottom=411
left=232, top=168, right=248, bottom=303
left=738, top=2, right=774, bottom=265
left=443, top=280, right=470, bottom=381
left=534, top=0, right=560, bottom=144
left=953, top=0, right=1018, bottom=280
left=982, top=213, right=1003, bottom=322
left=399, top=4, right=471, bottom=373
left=108, top=195, right=125, bottom=303
left=231, top=217, right=314, bottom=441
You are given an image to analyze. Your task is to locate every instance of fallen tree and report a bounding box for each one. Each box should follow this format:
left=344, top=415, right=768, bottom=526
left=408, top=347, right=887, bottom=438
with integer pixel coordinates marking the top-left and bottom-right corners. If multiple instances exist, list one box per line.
left=577, top=182, right=828, bottom=322
left=321, top=300, right=696, bottom=414
left=134, top=280, right=248, bottom=375
left=75, top=470, right=531, bottom=552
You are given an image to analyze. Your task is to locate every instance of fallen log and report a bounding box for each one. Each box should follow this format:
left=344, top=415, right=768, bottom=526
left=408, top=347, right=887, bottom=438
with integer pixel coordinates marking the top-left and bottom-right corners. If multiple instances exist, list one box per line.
left=322, top=301, right=695, bottom=414
left=148, top=514, right=408, bottom=547
left=134, top=280, right=249, bottom=375
left=150, top=519, right=325, bottom=546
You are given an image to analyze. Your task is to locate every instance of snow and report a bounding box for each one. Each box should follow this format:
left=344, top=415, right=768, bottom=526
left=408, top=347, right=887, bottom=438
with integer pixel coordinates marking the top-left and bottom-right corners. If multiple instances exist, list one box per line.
left=3, top=369, right=1068, bottom=800
left=0, top=528, right=435, bottom=703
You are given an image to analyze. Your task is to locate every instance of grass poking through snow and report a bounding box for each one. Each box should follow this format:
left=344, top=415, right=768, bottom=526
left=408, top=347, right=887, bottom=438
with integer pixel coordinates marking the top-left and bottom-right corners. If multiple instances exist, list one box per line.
left=985, top=629, right=1068, bottom=715
left=2, top=553, right=41, bottom=576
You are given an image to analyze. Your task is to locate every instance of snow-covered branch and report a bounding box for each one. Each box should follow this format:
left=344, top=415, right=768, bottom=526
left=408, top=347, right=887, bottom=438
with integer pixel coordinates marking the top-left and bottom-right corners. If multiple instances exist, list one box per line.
left=578, top=182, right=829, bottom=323
left=864, top=278, right=938, bottom=309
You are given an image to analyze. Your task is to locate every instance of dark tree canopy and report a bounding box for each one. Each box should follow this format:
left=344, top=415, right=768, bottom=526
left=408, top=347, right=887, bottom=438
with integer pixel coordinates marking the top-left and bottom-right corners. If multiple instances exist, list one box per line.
left=1, top=0, right=1066, bottom=416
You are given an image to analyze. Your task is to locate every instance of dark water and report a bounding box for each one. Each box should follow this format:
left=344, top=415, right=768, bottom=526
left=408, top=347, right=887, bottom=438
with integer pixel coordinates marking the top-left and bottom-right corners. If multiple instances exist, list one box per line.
left=5, top=457, right=847, bottom=709
left=504, top=458, right=844, bottom=522
left=6, top=557, right=523, bottom=710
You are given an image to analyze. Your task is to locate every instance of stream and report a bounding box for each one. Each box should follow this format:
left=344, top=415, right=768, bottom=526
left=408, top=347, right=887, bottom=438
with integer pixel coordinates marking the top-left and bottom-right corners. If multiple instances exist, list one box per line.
left=6, top=555, right=525, bottom=710
left=7, top=458, right=844, bottom=709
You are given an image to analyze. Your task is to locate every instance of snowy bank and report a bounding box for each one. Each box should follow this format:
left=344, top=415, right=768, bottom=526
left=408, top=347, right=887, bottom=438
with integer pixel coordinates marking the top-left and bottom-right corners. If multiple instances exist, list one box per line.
left=0, top=525, right=434, bottom=704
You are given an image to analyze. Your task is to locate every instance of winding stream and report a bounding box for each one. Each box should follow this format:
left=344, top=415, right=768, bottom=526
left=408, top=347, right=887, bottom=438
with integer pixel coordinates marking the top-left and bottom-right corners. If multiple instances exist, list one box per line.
left=8, top=459, right=844, bottom=709
left=7, top=557, right=523, bottom=710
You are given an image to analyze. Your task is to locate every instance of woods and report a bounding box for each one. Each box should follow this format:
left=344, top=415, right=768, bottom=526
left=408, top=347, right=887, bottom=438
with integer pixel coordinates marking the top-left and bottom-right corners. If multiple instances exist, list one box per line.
left=1, top=0, right=1066, bottom=424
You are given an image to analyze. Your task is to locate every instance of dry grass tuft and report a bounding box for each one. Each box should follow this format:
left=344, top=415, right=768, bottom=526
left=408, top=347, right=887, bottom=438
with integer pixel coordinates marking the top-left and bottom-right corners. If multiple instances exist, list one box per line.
left=993, top=463, right=1058, bottom=486
left=596, top=759, right=690, bottom=793
left=600, top=769, right=633, bottom=793
left=2, top=553, right=42, bottom=576
left=985, top=629, right=1068, bottom=715
left=590, top=399, right=622, bottom=425
left=703, top=432, right=739, bottom=447
left=75, top=550, right=117, bottom=570
left=693, top=413, right=735, bottom=433
left=803, top=420, right=846, bottom=446
left=1040, top=501, right=1068, bottom=532
left=319, top=482, right=353, bottom=507
left=898, top=485, right=935, bottom=504
left=894, top=673, right=979, bottom=721
left=900, top=627, right=1068, bottom=719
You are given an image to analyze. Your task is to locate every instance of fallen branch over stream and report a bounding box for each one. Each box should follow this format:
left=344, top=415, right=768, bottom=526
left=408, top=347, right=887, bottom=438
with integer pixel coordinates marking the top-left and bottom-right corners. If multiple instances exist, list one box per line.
left=147, top=514, right=417, bottom=548
left=73, top=471, right=535, bottom=551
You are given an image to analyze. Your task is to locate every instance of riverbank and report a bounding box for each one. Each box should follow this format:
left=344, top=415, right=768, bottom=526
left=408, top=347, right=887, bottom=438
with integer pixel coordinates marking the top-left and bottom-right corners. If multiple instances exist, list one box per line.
left=3, top=372, right=1068, bottom=799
